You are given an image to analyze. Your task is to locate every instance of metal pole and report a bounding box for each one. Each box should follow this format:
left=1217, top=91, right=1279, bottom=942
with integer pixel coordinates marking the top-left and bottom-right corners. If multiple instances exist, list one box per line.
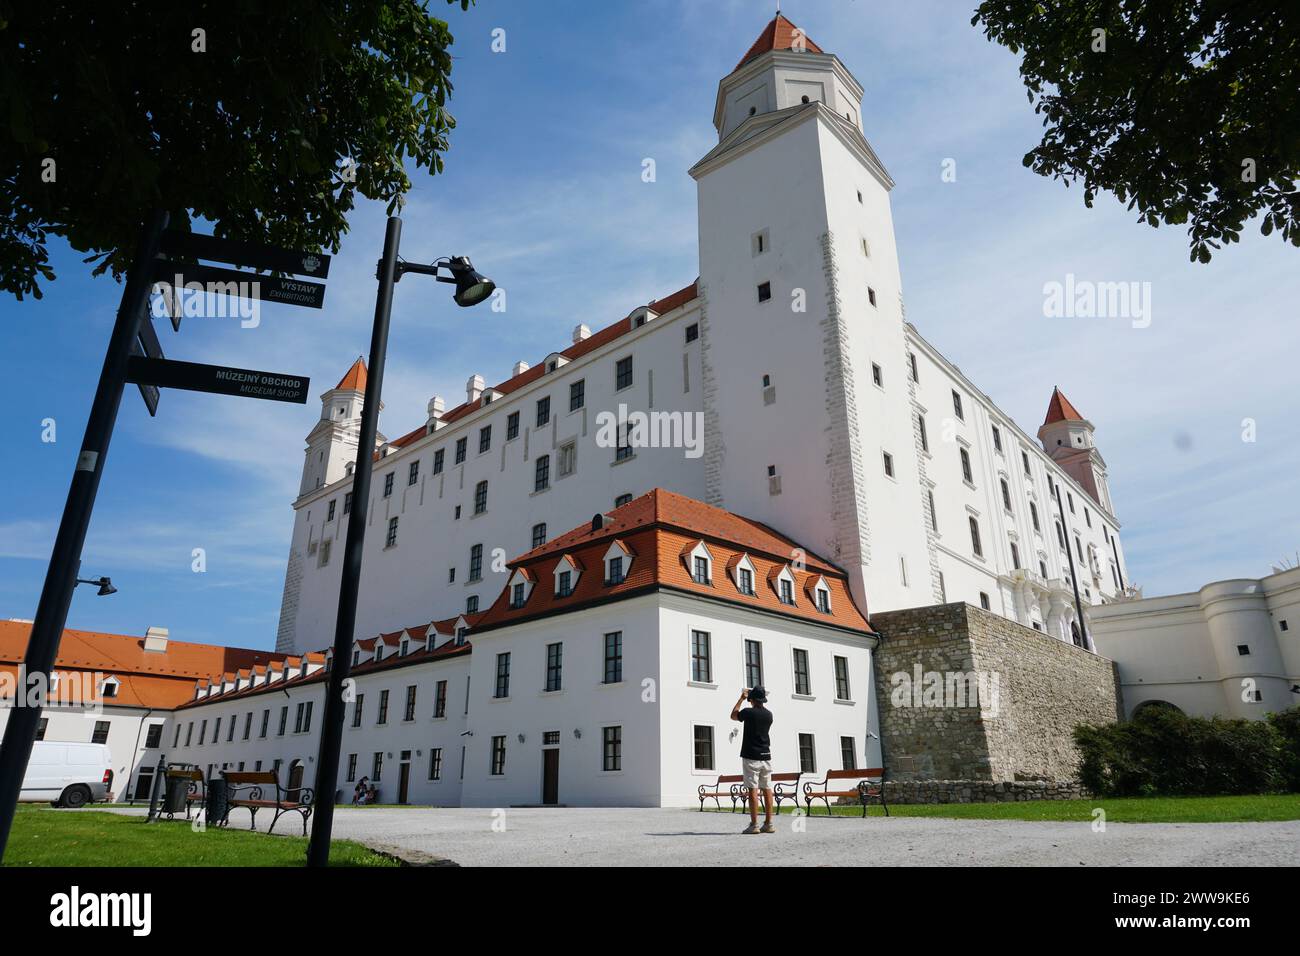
left=1054, top=483, right=1090, bottom=650
left=0, top=210, right=168, bottom=859
left=145, top=755, right=167, bottom=822
left=307, top=215, right=402, bottom=867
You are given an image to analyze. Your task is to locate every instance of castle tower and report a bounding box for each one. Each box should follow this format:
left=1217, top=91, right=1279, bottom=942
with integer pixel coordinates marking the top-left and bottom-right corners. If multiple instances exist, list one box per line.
left=691, top=14, right=931, bottom=615
left=298, top=357, right=384, bottom=497
left=1037, top=387, right=1112, bottom=512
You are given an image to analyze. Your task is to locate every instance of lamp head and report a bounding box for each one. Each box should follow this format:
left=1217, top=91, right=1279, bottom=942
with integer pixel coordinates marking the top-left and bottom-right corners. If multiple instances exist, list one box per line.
left=446, top=256, right=495, bottom=307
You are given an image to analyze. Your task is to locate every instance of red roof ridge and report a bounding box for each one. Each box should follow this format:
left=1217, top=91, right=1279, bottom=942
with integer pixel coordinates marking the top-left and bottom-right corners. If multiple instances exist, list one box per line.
left=1042, top=386, right=1086, bottom=426
left=736, top=14, right=824, bottom=70
left=335, top=356, right=367, bottom=392
left=377, top=281, right=698, bottom=455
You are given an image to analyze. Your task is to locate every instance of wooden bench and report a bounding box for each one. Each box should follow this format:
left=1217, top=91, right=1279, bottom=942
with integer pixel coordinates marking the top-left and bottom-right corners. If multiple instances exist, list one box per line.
left=697, top=774, right=746, bottom=812
left=803, top=768, right=888, bottom=817
left=221, top=771, right=314, bottom=835
left=737, top=771, right=803, bottom=810
left=162, top=767, right=205, bottom=821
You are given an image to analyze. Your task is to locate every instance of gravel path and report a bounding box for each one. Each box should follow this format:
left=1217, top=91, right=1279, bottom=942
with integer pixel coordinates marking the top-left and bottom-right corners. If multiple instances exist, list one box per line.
left=106, top=806, right=1300, bottom=867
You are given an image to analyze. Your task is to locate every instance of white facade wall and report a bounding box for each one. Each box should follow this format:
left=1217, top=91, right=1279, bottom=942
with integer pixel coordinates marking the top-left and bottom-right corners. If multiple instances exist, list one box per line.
left=655, top=592, right=877, bottom=807
left=149, top=653, right=473, bottom=806
left=123, top=590, right=875, bottom=808
left=280, top=302, right=707, bottom=655
left=461, top=597, right=664, bottom=807
left=1090, top=567, right=1300, bottom=719
left=907, top=329, right=1129, bottom=643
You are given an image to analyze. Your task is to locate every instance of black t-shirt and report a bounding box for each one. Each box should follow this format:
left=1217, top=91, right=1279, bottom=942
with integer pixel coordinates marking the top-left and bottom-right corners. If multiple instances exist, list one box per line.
left=737, top=706, right=773, bottom=760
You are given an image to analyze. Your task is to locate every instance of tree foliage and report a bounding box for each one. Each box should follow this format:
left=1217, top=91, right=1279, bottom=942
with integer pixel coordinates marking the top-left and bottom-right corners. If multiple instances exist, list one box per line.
left=0, top=0, right=472, bottom=299
left=973, top=1, right=1300, bottom=262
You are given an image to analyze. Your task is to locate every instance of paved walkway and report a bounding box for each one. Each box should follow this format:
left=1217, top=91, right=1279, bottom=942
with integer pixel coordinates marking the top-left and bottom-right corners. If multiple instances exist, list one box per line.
left=108, top=805, right=1300, bottom=866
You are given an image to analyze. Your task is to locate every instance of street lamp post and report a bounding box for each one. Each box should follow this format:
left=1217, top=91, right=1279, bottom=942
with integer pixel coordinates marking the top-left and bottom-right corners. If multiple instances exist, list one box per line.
left=306, top=216, right=493, bottom=867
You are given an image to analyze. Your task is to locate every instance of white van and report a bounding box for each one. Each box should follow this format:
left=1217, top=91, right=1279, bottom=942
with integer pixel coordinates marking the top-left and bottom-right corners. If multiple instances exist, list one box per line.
left=20, top=741, right=113, bottom=807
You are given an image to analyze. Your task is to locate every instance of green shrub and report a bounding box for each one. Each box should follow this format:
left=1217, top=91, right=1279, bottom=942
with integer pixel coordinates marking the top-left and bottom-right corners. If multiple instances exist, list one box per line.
left=1268, top=706, right=1300, bottom=792
left=1074, top=706, right=1288, bottom=797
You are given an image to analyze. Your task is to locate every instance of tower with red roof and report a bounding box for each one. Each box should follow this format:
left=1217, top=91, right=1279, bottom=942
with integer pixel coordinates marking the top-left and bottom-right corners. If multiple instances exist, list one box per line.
left=1037, top=387, right=1112, bottom=512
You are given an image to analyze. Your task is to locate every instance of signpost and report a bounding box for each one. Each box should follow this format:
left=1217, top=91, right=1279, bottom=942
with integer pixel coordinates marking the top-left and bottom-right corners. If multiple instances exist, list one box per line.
left=158, top=230, right=332, bottom=279
left=154, top=231, right=331, bottom=331
left=0, top=215, right=332, bottom=862
left=152, top=261, right=327, bottom=311
left=126, top=357, right=310, bottom=404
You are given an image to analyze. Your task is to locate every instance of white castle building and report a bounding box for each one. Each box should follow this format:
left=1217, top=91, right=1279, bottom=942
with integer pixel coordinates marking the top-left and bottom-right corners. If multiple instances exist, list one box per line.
left=4, top=17, right=1149, bottom=811
left=276, top=14, right=1129, bottom=660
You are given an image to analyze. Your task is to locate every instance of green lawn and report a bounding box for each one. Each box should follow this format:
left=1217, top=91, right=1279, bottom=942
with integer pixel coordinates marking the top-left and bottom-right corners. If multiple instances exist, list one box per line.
left=3, top=806, right=399, bottom=867
left=720, top=793, right=1300, bottom=823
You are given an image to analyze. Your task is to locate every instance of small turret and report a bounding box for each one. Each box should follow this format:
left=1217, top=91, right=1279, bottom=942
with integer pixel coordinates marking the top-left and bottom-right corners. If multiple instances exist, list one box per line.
left=298, top=357, right=384, bottom=496
left=1037, top=387, right=1111, bottom=510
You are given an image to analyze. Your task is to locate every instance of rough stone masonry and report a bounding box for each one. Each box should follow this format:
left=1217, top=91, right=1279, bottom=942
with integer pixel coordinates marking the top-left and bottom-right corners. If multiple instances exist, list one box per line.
left=870, top=602, right=1122, bottom=803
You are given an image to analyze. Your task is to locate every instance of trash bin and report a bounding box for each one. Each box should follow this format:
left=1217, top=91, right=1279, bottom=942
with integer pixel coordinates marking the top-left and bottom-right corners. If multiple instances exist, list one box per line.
left=162, top=774, right=190, bottom=816
left=205, top=776, right=229, bottom=826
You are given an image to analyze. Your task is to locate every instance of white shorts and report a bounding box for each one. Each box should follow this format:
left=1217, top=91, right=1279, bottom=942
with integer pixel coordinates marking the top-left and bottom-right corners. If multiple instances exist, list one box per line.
left=742, top=758, right=772, bottom=789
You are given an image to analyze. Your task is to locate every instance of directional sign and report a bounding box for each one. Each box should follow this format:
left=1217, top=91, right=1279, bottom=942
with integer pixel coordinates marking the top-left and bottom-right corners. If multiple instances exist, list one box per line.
left=129, top=342, right=161, bottom=417
left=131, top=317, right=165, bottom=416
left=152, top=261, right=326, bottom=310
left=158, top=230, right=331, bottom=279
left=126, top=356, right=311, bottom=405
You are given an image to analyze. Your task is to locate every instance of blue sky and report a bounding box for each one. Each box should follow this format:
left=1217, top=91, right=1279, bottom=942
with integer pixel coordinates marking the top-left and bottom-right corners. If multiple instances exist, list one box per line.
left=3, top=0, right=1297, bottom=650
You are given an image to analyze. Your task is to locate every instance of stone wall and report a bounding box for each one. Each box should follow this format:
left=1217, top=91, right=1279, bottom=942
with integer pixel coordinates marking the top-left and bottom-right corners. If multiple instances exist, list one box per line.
left=871, top=602, right=1121, bottom=787
left=883, top=779, right=1089, bottom=804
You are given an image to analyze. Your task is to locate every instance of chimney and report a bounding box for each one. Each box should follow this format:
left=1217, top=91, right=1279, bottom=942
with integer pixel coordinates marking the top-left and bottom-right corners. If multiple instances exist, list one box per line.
left=426, top=395, right=445, bottom=429
left=466, top=374, right=485, bottom=403
left=143, top=626, right=169, bottom=653
left=572, top=324, right=591, bottom=344
left=512, top=360, right=530, bottom=377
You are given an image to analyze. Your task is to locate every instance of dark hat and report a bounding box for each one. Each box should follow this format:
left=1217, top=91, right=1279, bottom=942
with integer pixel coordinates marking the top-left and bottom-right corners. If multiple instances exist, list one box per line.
left=748, top=685, right=768, bottom=703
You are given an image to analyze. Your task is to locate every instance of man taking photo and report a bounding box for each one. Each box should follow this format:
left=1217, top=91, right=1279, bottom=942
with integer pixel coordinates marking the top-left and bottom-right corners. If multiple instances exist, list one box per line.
left=731, top=685, right=774, bottom=834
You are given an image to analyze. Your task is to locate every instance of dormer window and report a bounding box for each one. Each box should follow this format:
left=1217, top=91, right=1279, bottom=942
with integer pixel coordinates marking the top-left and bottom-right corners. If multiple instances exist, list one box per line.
left=771, top=565, right=798, bottom=606
left=729, top=553, right=758, bottom=596
left=693, top=556, right=710, bottom=585
left=553, top=555, right=582, bottom=597
left=100, top=676, right=119, bottom=699
left=684, top=541, right=714, bottom=586
left=817, top=589, right=830, bottom=613
left=603, top=540, right=634, bottom=585
left=374, top=645, right=383, bottom=662
left=511, top=582, right=526, bottom=609
left=400, top=640, right=409, bottom=657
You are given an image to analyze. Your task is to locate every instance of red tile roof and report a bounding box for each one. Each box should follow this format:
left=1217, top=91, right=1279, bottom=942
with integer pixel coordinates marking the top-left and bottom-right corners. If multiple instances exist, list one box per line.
left=736, top=14, right=824, bottom=70
left=475, top=489, right=874, bottom=634
left=374, top=281, right=699, bottom=457
left=335, top=356, right=367, bottom=392
left=0, top=620, right=290, bottom=710
left=1043, top=387, right=1085, bottom=426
